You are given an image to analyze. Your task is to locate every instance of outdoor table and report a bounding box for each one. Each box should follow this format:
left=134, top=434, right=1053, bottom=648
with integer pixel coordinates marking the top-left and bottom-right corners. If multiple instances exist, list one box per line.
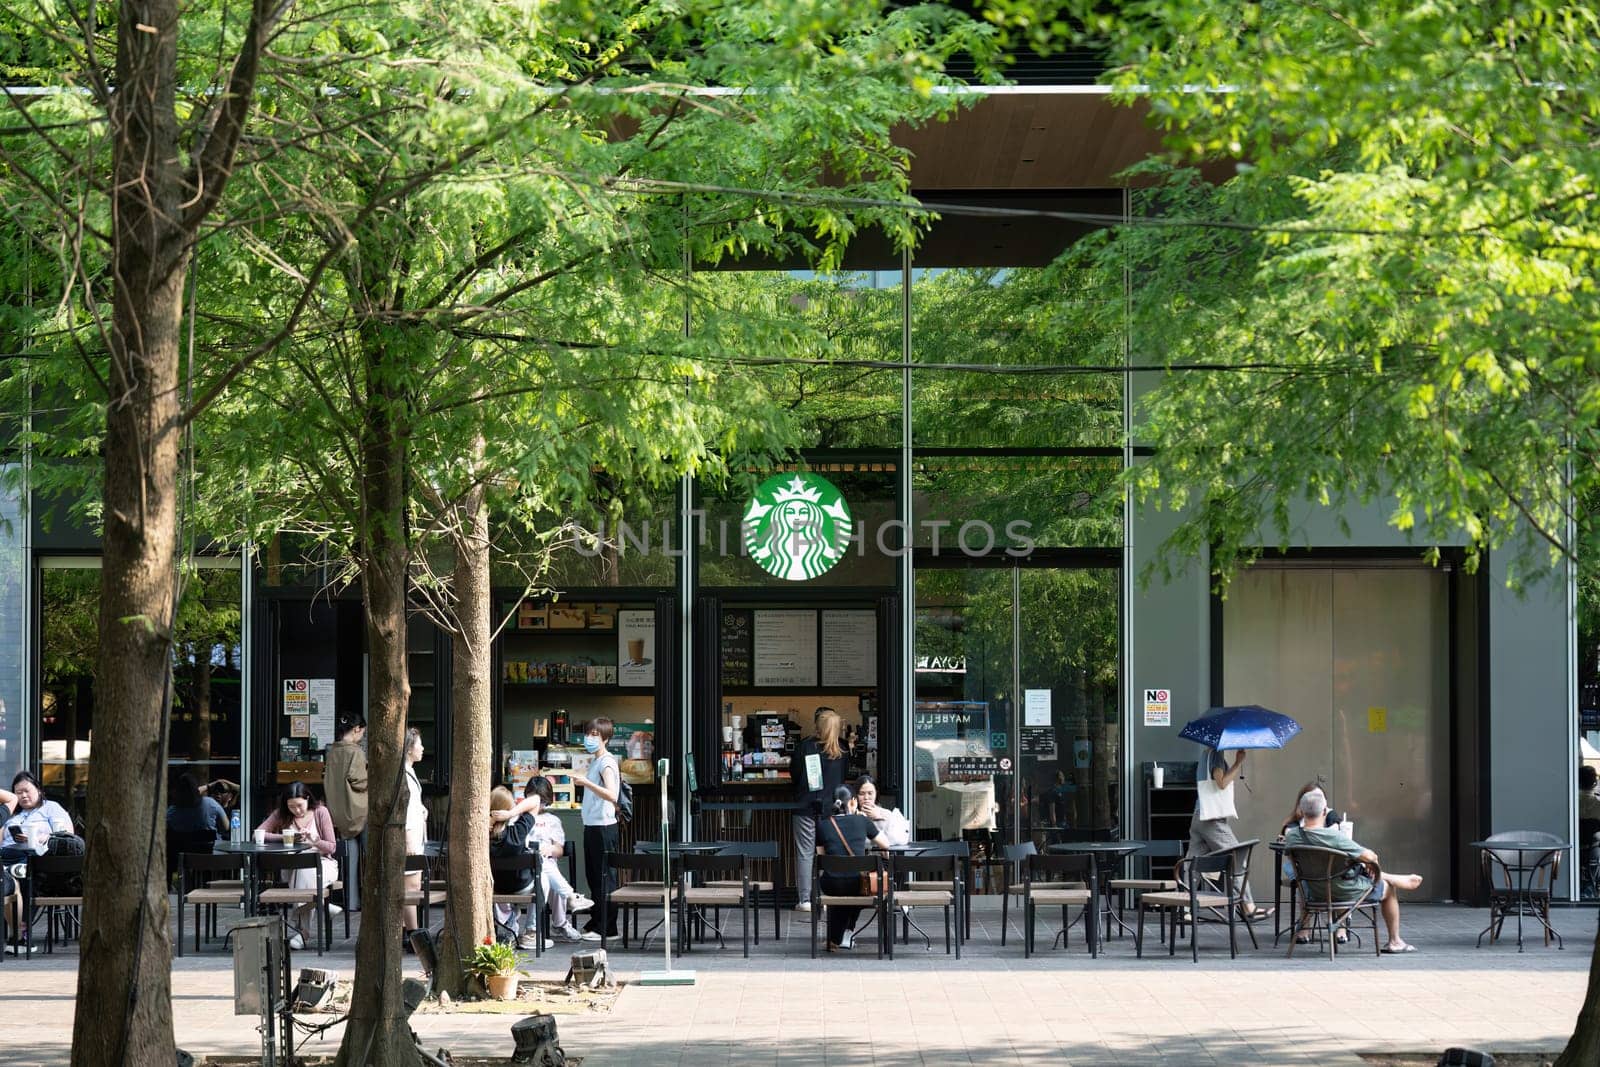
left=636, top=840, right=723, bottom=949
left=1471, top=837, right=1569, bottom=952
left=214, top=840, right=311, bottom=917
left=1268, top=839, right=1298, bottom=946
left=873, top=844, right=936, bottom=948
left=1047, top=840, right=1147, bottom=941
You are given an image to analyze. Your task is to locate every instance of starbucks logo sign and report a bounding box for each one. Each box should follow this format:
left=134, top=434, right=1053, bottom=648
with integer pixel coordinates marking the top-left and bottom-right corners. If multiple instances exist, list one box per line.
left=742, top=473, right=853, bottom=581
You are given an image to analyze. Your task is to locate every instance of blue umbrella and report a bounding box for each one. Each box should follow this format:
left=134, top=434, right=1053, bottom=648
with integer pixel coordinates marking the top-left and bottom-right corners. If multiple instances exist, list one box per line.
left=1178, top=705, right=1301, bottom=750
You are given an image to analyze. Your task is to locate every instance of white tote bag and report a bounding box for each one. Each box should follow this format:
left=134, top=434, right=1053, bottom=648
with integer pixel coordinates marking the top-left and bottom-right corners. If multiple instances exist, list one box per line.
left=1195, top=776, right=1237, bottom=822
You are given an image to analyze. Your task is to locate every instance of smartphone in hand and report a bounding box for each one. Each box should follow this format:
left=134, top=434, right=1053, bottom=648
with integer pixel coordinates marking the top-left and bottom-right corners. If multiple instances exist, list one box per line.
left=7, top=825, right=25, bottom=843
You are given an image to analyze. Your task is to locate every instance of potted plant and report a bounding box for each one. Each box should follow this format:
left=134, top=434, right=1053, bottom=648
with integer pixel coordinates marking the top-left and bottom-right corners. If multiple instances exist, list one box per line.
left=465, top=937, right=521, bottom=1000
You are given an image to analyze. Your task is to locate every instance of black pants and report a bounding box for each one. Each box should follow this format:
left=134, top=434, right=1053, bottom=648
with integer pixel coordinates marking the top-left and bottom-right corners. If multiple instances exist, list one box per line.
left=583, top=823, right=619, bottom=936
left=821, top=874, right=863, bottom=945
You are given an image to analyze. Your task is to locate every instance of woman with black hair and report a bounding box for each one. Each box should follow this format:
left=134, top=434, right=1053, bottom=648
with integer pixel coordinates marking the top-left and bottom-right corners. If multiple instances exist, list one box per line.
left=3, top=771, right=73, bottom=846
left=166, top=772, right=228, bottom=841
left=816, top=783, right=889, bottom=951
left=254, top=781, right=338, bottom=949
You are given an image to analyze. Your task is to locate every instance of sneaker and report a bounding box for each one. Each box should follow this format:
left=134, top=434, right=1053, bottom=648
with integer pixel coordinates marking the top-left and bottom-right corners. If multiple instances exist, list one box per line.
left=794, top=900, right=812, bottom=913
left=839, top=929, right=855, bottom=950
left=287, top=930, right=305, bottom=951
left=579, top=930, right=603, bottom=942
left=327, top=903, right=343, bottom=916
left=554, top=923, right=585, bottom=943
left=517, top=930, right=541, bottom=950
left=567, top=893, right=595, bottom=913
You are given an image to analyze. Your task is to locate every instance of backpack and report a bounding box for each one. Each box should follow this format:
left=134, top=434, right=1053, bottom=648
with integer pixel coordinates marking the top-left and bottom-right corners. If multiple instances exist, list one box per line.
left=38, top=832, right=86, bottom=897
left=616, top=779, right=634, bottom=823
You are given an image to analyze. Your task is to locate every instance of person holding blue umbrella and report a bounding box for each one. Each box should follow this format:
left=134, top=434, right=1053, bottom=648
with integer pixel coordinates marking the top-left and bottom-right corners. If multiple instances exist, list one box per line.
left=1179, top=705, right=1301, bottom=920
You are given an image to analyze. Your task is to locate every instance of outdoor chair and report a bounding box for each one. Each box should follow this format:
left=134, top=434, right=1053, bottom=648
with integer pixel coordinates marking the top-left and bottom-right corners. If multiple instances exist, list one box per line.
left=709, top=841, right=782, bottom=942
left=1109, top=840, right=1180, bottom=938
left=908, top=840, right=973, bottom=940
left=997, top=841, right=1037, bottom=946
left=1193, top=839, right=1262, bottom=949
left=677, top=853, right=751, bottom=958
left=1285, top=845, right=1381, bottom=959
left=1020, top=853, right=1095, bottom=959
left=1478, top=830, right=1564, bottom=949
left=27, top=853, right=86, bottom=953
left=402, top=853, right=445, bottom=936
left=491, top=853, right=545, bottom=956
left=811, top=853, right=892, bottom=960
left=256, top=851, right=328, bottom=956
left=605, top=852, right=675, bottom=950
left=1137, top=852, right=1243, bottom=961
left=177, top=851, right=247, bottom=956
left=166, top=828, right=221, bottom=888
left=891, top=853, right=963, bottom=957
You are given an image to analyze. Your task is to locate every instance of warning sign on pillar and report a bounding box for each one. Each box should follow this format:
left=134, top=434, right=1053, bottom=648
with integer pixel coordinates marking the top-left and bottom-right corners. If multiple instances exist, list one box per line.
left=1143, top=688, right=1171, bottom=727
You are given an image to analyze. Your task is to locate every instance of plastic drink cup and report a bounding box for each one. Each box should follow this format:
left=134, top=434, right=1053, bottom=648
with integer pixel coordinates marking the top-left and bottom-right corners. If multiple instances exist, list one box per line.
left=253, top=828, right=267, bottom=845
left=1152, top=765, right=1165, bottom=789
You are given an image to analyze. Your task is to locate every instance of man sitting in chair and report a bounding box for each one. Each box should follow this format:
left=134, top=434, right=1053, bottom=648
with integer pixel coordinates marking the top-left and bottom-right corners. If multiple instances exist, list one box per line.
left=1283, top=790, right=1423, bottom=954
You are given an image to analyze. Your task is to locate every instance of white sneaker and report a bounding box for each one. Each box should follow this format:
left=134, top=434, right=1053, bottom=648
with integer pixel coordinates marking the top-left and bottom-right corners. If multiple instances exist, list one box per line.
left=839, top=929, right=855, bottom=950
left=287, top=930, right=305, bottom=950
left=327, top=903, right=343, bottom=916
left=794, top=900, right=812, bottom=913
left=554, top=923, right=584, bottom=943
left=517, top=930, right=541, bottom=950
left=567, top=893, right=595, bottom=913
left=579, top=930, right=603, bottom=942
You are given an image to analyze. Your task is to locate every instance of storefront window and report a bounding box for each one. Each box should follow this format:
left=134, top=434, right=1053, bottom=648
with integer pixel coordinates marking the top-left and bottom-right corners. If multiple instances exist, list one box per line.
left=912, top=454, right=1122, bottom=552
left=0, top=479, right=23, bottom=777
left=40, top=559, right=244, bottom=820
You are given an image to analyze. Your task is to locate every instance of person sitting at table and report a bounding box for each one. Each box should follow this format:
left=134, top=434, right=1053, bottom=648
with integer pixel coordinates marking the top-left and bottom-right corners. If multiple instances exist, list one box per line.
left=489, top=786, right=550, bottom=950
left=854, top=775, right=912, bottom=848
left=1277, top=780, right=1346, bottom=943
left=3, top=771, right=74, bottom=847
left=167, top=772, right=229, bottom=842
left=254, top=782, right=338, bottom=950
left=816, top=784, right=889, bottom=952
left=1579, top=766, right=1600, bottom=823
left=491, top=777, right=595, bottom=945
left=1282, top=789, right=1422, bottom=953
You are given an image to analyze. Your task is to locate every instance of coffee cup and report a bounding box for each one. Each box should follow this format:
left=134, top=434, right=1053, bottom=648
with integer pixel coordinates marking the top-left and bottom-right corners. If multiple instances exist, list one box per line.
left=253, top=828, right=267, bottom=846
left=627, top=638, right=645, bottom=665
left=282, top=828, right=298, bottom=846
left=1152, top=764, right=1165, bottom=790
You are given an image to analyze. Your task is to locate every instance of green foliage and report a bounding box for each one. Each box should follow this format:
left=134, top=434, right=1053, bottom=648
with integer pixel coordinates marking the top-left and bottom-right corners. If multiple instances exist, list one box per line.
left=1063, top=1, right=1600, bottom=591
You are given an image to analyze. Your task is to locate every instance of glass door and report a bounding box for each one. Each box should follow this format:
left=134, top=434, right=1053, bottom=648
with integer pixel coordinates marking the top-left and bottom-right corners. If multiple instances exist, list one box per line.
left=1017, top=566, right=1122, bottom=848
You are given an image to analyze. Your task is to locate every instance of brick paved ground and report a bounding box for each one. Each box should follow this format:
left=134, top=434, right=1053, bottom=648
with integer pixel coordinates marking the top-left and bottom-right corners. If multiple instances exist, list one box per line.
left=1, top=899, right=1591, bottom=1065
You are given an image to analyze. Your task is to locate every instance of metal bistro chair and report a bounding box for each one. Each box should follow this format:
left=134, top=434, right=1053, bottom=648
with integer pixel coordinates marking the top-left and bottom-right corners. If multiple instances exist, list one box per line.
left=27, top=853, right=86, bottom=953
left=1285, top=845, right=1381, bottom=959
left=256, top=851, right=329, bottom=956
left=997, top=841, right=1038, bottom=947
left=709, top=841, right=782, bottom=943
left=892, top=853, right=963, bottom=958
left=177, top=852, right=247, bottom=956
left=909, top=840, right=974, bottom=941
left=678, top=852, right=752, bottom=958
left=402, top=853, right=446, bottom=937
left=1137, top=852, right=1243, bottom=961
left=1479, top=831, right=1564, bottom=949
left=1021, top=853, right=1096, bottom=959
left=491, top=853, right=546, bottom=957
left=811, top=853, right=892, bottom=960
left=605, top=852, right=675, bottom=950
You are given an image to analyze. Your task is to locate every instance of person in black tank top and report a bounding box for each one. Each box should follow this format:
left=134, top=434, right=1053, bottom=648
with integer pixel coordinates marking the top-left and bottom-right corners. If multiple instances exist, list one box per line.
left=816, top=784, right=889, bottom=949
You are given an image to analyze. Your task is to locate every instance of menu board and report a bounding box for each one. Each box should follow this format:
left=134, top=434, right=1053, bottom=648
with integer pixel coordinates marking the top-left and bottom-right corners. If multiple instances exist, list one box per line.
left=617, top=609, right=655, bottom=687
left=820, top=610, right=876, bottom=687
left=752, top=610, right=818, bottom=687
left=720, top=609, right=753, bottom=688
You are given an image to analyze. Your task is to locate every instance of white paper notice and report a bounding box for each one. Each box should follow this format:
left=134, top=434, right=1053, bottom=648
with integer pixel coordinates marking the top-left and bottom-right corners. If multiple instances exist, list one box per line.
left=1023, top=688, right=1052, bottom=727
left=753, top=610, right=818, bottom=687
left=618, top=609, right=656, bottom=687
left=820, top=610, right=876, bottom=687
left=1143, top=688, right=1172, bottom=727
left=307, top=678, right=336, bottom=744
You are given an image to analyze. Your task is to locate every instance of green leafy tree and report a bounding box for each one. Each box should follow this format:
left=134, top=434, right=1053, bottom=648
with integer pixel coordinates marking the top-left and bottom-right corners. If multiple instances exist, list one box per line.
left=1057, top=2, right=1600, bottom=1060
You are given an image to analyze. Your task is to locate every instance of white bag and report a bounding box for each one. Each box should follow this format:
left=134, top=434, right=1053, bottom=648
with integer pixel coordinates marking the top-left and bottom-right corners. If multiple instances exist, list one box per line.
left=1195, top=777, right=1237, bottom=822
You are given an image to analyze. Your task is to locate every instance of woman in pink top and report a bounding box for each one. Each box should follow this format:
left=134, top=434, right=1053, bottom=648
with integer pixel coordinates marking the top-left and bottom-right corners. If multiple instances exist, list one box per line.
left=255, top=782, right=338, bottom=949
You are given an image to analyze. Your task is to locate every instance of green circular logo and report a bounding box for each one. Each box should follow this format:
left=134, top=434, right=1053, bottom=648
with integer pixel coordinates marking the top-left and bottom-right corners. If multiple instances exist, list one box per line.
left=742, top=472, right=853, bottom=581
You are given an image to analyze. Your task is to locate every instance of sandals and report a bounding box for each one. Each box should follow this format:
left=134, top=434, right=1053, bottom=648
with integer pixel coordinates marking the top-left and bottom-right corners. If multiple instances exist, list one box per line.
left=1381, top=942, right=1417, bottom=954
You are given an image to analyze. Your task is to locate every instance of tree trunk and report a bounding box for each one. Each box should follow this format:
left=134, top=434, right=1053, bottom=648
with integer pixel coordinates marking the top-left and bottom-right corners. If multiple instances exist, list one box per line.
left=1556, top=916, right=1600, bottom=1066
left=436, top=451, right=494, bottom=997
left=335, top=332, right=422, bottom=1067
left=195, top=648, right=214, bottom=760
left=71, top=0, right=188, bottom=1060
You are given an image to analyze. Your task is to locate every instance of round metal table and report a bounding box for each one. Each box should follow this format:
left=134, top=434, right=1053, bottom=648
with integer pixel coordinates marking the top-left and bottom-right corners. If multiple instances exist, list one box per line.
left=1046, top=840, right=1148, bottom=943
left=1470, top=836, right=1569, bottom=952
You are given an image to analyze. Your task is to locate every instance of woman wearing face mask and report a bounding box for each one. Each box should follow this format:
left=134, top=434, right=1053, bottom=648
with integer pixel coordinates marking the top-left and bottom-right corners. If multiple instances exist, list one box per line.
left=576, top=717, right=621, bottom=940
left=254, top=782, right=338, bottom=950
